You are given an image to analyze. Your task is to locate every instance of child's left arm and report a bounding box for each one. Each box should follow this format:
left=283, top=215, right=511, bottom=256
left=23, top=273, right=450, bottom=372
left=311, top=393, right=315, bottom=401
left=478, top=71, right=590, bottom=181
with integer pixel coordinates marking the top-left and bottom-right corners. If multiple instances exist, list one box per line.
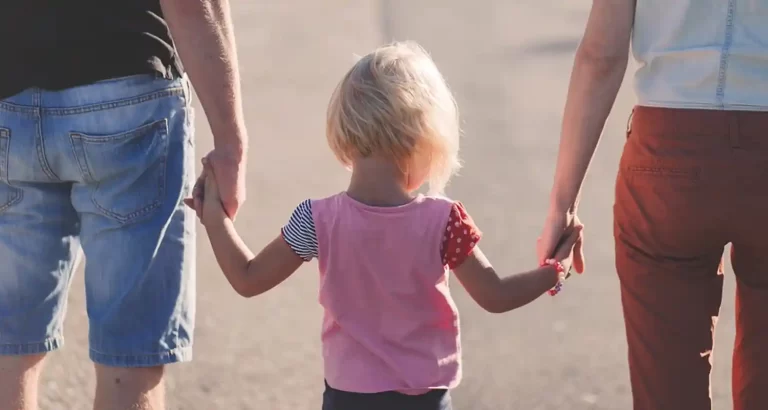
left=193, top=161, right=305, bottom=297
left=445, top=202, right=581, bottom=313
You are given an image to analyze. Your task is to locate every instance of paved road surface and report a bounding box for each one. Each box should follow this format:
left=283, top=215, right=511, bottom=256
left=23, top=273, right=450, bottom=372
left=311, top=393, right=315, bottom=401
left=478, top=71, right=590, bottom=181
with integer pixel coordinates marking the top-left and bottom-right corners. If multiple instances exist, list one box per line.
left=38, top=1, right=738, bottom=409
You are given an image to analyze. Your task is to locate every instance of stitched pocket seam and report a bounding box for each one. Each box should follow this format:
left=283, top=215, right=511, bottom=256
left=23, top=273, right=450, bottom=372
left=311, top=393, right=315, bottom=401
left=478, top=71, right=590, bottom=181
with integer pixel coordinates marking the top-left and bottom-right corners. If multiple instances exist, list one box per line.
left=0, top=127, right=23, bottom=213
left=69, top=120, right=169, bottom=224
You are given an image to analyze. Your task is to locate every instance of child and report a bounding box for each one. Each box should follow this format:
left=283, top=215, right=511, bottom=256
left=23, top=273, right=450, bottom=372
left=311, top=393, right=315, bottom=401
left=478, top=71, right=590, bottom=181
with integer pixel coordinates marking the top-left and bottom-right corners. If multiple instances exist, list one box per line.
left=187, top=41, right=581, bottom=410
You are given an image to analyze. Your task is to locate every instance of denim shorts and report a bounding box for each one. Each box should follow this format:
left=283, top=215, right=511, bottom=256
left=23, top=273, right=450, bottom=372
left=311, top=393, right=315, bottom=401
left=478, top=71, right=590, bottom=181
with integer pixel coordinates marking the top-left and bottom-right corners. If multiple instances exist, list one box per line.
left=322, top=382, right=453, bottom=410
left=0, top=74, right=196, bottom=367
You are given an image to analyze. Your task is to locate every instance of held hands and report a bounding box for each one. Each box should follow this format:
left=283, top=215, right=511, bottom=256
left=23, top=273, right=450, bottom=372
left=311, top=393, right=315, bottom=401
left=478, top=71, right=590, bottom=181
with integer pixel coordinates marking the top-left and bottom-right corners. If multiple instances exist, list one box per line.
left=547, top=223, right=584, bottom=277
left=206, top=146, right=247, bottom=219
left=185, top=146, right=247, bottom=221
left=537, top=208, right=585, bottom=274
left=183, top=158, right=227, bottom=226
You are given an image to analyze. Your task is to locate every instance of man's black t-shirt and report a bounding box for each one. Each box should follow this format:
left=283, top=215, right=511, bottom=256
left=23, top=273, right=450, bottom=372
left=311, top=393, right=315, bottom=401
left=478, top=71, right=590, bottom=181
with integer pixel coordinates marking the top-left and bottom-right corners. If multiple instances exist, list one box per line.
left=0, top=1, right=183, bottom=99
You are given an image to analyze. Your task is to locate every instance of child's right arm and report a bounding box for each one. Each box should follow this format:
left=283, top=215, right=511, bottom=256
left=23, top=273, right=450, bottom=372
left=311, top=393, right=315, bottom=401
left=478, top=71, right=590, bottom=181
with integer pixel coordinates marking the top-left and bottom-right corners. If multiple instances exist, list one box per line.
left=191, top=160, right=306, bottom=298
left=453, top=226, right=582, bottom=314
left=204, top=217, right=305, bottom=298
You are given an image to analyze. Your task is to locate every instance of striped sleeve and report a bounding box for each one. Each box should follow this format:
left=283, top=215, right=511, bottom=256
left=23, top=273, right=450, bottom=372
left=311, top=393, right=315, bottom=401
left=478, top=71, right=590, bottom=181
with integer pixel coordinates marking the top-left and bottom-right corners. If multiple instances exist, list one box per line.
left=280, top=199, right=318, bottom=261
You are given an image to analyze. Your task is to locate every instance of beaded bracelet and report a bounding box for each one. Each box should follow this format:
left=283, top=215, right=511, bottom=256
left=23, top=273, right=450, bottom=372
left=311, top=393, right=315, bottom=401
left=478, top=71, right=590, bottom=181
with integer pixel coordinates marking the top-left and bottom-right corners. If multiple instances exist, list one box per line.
left=542, top=259, right=567, bottom=296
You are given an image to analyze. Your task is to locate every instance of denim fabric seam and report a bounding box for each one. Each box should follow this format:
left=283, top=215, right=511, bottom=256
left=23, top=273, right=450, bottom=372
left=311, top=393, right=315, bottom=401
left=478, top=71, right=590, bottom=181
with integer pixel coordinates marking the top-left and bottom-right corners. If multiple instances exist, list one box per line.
left=0, top=88, right=184, bottom=115
left=70, top=118, right=167, bottom=143
left=89, top=344, right=193, bottom=367
left=0, top=127, right=23, bottom=211
left=46, top=88, right=185, bottom=116
left=90, top=155, right=167, bottom=224
left=0, top=75, right=195, bottom=367
left=0, top=186, right=22, bottom=214
left=68, top=133, right=96, bottom=183
left=34, top=91, right=61, bottom=182
left=715, top=0, right=736, bottom=108
left=181, top=75, right=193, bottom=105
left=0, top=337, right=63, bottom=356
left=70, top=119, right=170, bottom=224
left=0, top=102, right=37, bottom=114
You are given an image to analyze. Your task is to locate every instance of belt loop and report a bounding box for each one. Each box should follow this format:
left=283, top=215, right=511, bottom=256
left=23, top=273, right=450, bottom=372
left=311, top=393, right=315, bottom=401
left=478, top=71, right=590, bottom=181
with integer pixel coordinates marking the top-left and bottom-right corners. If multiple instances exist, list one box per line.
left=626, top=107, right=635, bottom=137
left=166, top=64, right=176, bottom=81
left=728, top=112, right=740, bottom=148
left=31, top=88, right=40, bottom=108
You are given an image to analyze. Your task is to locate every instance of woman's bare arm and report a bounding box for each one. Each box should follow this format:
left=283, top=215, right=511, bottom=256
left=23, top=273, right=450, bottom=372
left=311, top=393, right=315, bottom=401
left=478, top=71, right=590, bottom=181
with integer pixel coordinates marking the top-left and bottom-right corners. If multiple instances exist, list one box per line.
left=549, top=0, right=636, bottom=214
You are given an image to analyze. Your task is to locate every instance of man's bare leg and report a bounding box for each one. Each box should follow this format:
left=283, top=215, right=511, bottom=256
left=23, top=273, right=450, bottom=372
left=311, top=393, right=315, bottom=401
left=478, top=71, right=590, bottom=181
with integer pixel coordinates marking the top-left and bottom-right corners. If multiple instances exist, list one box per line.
left=0, top=354, right=46, bottom=410
left=93, top=365, right=164, bottom=410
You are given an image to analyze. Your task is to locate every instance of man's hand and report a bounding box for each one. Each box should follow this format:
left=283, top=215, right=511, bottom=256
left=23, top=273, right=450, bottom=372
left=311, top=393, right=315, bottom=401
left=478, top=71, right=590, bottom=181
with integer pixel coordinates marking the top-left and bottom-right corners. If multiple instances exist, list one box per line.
left=161, top=0, right=249, bottom=217
left=205, top=145, right=246, bottom=218
left=198, top=157, right=229, bottom=225
left=187, top=146, right=246, bottom=219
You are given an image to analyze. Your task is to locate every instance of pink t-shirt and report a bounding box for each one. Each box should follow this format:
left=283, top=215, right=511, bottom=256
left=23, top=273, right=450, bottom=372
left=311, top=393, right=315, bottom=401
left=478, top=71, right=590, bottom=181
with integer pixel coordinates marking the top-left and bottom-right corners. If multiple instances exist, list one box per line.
left=281, top=193, right=481, bottom=394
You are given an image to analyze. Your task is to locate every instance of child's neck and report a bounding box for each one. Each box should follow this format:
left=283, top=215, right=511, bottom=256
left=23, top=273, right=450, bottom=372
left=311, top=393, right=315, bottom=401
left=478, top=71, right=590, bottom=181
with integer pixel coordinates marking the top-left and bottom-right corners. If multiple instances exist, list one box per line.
left=347, top=158, right=415, bottom=207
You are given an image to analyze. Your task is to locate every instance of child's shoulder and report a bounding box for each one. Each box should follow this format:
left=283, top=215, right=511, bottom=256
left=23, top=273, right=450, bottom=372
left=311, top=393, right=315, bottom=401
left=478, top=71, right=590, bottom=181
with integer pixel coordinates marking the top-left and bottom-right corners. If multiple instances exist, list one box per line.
left=306, top=192, right=345, bottom=208
left=420, top=195, right=477, bottom=227
left=421, top=193, right=452, bottom=202
left=305, top=193, right=463, bottom=216
left=419, top=194, right=461, bottom=212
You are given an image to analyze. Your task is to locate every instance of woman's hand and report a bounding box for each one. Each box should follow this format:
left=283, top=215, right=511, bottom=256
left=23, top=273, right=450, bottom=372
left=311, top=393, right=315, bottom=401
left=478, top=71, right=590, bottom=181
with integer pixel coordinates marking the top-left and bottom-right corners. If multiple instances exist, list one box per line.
left=536, top=0, right=635, bottom=275
left=537, top=208, right=585, bottom=274
left=548, top=223, right=584, bottom=275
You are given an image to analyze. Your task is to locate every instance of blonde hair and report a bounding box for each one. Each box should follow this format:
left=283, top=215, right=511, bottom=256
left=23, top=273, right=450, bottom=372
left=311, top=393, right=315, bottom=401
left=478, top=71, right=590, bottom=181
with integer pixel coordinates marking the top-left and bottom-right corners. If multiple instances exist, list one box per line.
left=326, top=41, right=461, bottom=195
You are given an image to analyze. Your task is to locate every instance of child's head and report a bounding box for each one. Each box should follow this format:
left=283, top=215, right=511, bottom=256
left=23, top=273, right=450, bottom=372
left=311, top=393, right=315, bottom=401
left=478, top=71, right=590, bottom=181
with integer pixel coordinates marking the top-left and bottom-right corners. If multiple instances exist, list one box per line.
left=326, top=41, right=461, bottom=195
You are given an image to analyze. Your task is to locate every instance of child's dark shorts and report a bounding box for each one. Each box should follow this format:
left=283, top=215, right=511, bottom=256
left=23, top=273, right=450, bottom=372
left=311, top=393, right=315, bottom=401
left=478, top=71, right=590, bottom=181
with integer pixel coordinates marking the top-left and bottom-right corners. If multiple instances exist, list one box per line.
left=322, top=381, right=452, bottom=410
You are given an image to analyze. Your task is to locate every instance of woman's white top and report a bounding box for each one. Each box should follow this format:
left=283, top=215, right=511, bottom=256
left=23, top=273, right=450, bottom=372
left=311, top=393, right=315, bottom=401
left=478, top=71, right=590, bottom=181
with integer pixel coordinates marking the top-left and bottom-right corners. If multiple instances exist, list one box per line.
left=633, top=0, right=768, bottom=110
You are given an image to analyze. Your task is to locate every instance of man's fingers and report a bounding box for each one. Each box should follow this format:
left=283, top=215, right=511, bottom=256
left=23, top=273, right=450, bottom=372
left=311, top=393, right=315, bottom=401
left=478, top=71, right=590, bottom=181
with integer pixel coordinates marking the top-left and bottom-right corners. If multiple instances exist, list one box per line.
left=203, top=163, right=220, bottom=197
left=203, top=152, right=245, bottom=219
left=192, top=168, right=206, bottom=198
left=194, top=195, right=203, bottom=220
left=192, top=172, right=206, bottom=220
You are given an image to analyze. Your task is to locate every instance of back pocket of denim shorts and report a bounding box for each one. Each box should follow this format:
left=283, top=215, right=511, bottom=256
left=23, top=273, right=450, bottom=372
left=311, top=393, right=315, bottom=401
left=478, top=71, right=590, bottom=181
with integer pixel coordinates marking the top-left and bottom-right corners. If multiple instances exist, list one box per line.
left=0, top=127, right=22, bottom=213
left=70, top=119, right=169, bottom=224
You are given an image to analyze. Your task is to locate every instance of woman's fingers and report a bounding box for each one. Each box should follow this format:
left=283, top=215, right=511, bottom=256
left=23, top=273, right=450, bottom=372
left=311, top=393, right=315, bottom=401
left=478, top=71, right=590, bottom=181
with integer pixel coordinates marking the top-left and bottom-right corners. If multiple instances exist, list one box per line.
left=573, top=234, right=585, bottom=273
left=553, top=226, right=582, bottom=258
left=537, top=225, right=562, bottom=263
left=566, top=225, right=583, bottom=247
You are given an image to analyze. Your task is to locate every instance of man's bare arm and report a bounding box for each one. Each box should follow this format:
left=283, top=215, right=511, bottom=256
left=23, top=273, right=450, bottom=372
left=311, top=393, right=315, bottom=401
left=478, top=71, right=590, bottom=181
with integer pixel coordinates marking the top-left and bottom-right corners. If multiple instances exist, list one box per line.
left=160, top=0, right=247, bottom=154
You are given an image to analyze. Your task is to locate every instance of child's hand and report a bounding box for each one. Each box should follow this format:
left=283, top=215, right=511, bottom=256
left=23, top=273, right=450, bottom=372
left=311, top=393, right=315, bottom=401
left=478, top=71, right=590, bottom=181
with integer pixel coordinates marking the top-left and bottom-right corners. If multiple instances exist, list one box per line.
left=199, top=158, right=227, bottom=225
left=550, top=224, right=584, bottom=277
left=183, top=158, right=227, bottom=225
left=183, top=165, right=207, bottom=219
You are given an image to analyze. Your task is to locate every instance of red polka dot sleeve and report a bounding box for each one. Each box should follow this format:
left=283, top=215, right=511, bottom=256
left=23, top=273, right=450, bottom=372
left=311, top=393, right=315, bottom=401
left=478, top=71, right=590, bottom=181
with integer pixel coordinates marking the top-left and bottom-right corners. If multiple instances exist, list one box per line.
left=441, top=202, right=482, bottom=269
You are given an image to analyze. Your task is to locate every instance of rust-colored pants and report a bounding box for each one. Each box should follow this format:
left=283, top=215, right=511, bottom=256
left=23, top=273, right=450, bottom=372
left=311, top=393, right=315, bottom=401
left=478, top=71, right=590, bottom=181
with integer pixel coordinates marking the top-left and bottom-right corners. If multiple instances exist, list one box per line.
left=614, top=106, right=768, bottom=410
